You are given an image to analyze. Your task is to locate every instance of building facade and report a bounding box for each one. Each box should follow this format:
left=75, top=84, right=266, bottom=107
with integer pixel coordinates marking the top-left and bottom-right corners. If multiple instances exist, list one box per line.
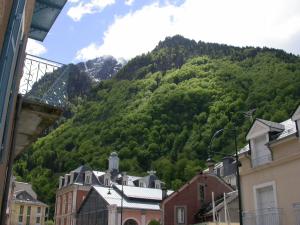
left=55, top=152, right=164, bottom=225
left=0, top=0, right=66, bottom=223
left=9, top=182, right=48, bottom=225
left=240, top=105, right=300, bottom=225
left=77, top=185, right=171, bottom=225
left=162, top=173, right=233, bottom=225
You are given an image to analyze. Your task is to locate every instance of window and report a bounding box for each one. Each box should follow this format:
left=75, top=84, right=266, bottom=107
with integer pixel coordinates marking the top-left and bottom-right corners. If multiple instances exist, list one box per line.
left=139, top=181, right=145, bottom=187
left=27, top=206, right=31, bottom=215
left=104, top=178, right=109, bottom=186
left=36, top=216, right=41, bottom=224
left=37, top=207, right=41, bottom=214
left=62, top=195, right=66, bottom=214
left=251, top=135, right=271, bottom=167
left=19, top=205, right=24, bottom=214
left=199, top=184, right=205, bottom=204
left=68, top=193, right=72, bottom=213
left=254, top=182, right=278, bottom=225
left=26, top=206, right=31, bottom=225
left=155, top=180, right=161, bottom=189
left=176, top=207, right=185, bottom=224
left=85, top=174, right=91, bottom=184
left=57, top=197, right=61, bottom=215
left=18, top=205, right=24, bottom=223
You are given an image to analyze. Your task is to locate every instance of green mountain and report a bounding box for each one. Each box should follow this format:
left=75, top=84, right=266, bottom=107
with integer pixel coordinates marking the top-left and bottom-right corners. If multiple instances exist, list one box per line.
left=14, top=35, right=300, bottom=217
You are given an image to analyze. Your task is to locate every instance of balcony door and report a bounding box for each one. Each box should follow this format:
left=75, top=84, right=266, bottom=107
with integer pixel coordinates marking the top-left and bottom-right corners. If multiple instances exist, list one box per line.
left=255, top=183, right=280, bottom=225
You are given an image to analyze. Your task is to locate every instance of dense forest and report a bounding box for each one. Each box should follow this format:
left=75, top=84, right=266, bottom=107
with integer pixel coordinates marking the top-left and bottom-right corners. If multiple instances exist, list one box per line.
left=14, top=35, right=300, bottom=216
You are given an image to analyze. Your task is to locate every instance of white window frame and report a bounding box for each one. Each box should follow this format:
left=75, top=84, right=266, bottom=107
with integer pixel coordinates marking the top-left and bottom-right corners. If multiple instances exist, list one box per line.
left=198, top=183, right=205, bottom=204
left=155, top=180, right=161, bottom=189
left=175, top=206, right=186, bottom=224
left=253, top=181, right=278, bottom=211
left=85, top=172, right=92, bottom=184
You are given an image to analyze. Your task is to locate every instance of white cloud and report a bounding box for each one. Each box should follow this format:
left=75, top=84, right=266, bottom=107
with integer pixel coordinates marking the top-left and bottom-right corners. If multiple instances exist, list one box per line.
left=68, top=0, right=80, bottom=3
left=125, top=0, right=134, bottom=6
left=67, top=0, right=115, bottom=21
left=75, top=0, right=300, bottom=60
left=26, top=39, right=47, bottom=56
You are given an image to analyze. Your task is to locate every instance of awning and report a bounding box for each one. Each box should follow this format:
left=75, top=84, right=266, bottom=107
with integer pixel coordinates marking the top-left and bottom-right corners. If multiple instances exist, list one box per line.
left=29, top=0, right=67, bottom=41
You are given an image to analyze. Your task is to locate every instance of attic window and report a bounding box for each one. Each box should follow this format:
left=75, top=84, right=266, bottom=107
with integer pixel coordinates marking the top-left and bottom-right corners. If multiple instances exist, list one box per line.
left=251, top=134, right=272, bottom=167
left=139, top=181, right=145, bottom=187
left=155, top=180, right=161, bottom=189
left=104, top=178, right=109, bottom=186
left=85, top=174, right=92, bottom=184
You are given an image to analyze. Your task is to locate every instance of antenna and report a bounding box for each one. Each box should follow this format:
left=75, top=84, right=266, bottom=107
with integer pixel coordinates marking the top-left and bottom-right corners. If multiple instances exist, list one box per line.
left=243, top=108, right=256, bottom=122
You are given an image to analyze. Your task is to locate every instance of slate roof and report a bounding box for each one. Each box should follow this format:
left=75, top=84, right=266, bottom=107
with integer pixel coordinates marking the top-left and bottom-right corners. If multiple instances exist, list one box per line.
left=93, top=186, right=164, bottom=210
left=114, top=184, right=173, bottom=201
left=240, top=119, right=296, bottom=155
left=256, top=118, right=285, bottom=130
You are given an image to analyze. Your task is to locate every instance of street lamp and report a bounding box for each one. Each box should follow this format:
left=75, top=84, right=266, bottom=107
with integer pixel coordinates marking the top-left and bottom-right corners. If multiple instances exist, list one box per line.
left=120, top=173, right=124, bottom=225
left=208, top=128, right=243, bottom=225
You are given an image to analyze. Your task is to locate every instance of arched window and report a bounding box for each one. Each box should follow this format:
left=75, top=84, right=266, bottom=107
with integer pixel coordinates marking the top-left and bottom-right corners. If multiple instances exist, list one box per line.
left=124, top=219, right=138, bottom=225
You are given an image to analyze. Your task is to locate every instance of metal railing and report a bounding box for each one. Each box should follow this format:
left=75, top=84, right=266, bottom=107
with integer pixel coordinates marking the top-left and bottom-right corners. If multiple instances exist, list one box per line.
left=294, top=203, right=300, bottom=225
left=243, top=208, right=283, bottom=225
left=19, top=53, right=69, bottom=107
left=251, top=153, right=272, bottom=168
left=19, top=54, right=63, bottom=95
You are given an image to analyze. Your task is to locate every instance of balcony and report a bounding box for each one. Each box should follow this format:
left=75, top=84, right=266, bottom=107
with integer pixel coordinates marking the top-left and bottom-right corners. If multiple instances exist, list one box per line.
left=13, top=54, right=64, bottom=157
left=251, top=153, right=272, bottom=168
left=243, top=208, right=283, bottom=225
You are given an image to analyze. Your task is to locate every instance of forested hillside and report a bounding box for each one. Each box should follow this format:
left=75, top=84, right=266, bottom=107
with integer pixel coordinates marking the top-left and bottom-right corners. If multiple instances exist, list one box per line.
left=14, top=36, right=300, bottom=216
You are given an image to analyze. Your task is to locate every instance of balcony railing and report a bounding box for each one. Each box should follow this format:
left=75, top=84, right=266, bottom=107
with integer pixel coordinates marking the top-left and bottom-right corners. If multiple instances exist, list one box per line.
left=20, top=54, right=63, bottom=95
left=251, top=153, right=272, bottom=168
left=19, top=53, right=69, bottom=107
left=294, top=203, right=300, bottom=225
left=243, top=208, right=283, bottom=225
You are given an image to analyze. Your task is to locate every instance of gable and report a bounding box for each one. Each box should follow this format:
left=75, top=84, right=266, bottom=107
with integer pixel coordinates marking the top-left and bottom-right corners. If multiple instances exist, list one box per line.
left=246, top=120, right=270, bottom=140
left=77, top=189, right=108, bottom=214
left=162, top=174, right=232, bottom=206
left=16, top=191, right=35, bottom=201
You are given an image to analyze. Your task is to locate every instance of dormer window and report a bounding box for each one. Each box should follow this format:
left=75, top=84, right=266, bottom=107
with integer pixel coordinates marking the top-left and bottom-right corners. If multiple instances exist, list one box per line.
left=139, top=181, right=145, bottom=187
left=104, top=178, right=109, bottom=186
left=70, top=172, right=74, bottom=184
left=250, top=134, right=271, bottom=167
left=59, top=177, right=64, bottom=189
left=155, top=180, right=161, bottom=189
left=85, top=172, right=92, bottom=184
left=247, top=119, right=284, bottom=168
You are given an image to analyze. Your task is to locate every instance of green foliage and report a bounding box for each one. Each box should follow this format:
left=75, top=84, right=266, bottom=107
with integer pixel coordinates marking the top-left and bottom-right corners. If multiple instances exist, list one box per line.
left=45, top=220, right=54, bottom=225
left=14, top=36, right=300, bottom=218
left=148, top=220, right=161, bottom=225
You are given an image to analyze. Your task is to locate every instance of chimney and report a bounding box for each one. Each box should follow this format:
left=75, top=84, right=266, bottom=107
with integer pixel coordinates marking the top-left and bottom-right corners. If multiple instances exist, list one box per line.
left=222, top=156, right=234, bottom=177
left=206, top=158, right=215, bottom=174
left=108, top=152, right=119, bottom=172
left=161, top=183, right=168, bottom=200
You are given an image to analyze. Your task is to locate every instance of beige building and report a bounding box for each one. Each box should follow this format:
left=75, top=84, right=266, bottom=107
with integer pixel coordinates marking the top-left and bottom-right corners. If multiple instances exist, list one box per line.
left=239, top=105, right=300, bottom=225
left=9, top=182, right=48, bottom=225
left=0, top=0, right=65, bottom=223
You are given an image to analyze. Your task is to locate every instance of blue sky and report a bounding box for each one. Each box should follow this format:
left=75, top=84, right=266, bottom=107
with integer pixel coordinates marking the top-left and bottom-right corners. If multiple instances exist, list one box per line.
left=26, top=0, right=300, bottom=64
